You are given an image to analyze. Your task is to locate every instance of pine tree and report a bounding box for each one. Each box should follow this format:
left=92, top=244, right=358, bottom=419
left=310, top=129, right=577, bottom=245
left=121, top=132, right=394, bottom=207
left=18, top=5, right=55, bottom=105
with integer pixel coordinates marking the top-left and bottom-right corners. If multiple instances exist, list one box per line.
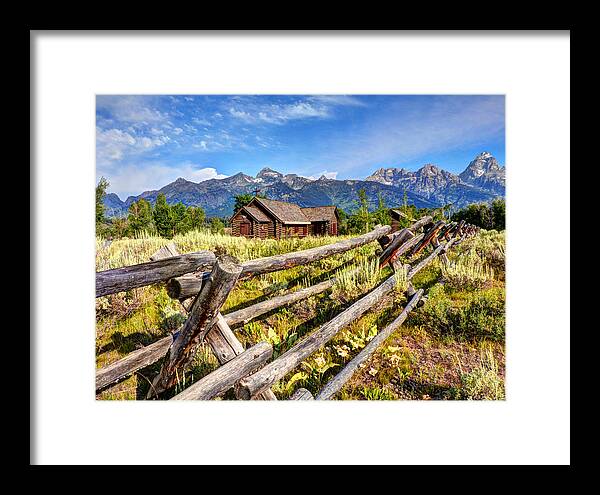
left=209, top=217, right=225, bottom=233
left=358, top=188, right=371, bottom=233
left=96, top=177, right=109, bottom=226
left=233, top=192, right=266, bottom=213
left=127, top=198, right=155, bottom=235
left=153, top=194, right=175, bottom=238
left=373, top=192, right=390, bottom=226
left=182, top=206, right=206, bottom=233
left=171, top=203, right=187, bottom=236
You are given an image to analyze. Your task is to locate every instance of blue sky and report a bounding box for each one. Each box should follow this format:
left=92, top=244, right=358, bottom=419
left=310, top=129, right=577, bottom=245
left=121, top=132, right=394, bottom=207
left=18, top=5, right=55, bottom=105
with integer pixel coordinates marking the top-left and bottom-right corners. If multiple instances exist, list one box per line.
left=96, top=95, right=505, bottom=200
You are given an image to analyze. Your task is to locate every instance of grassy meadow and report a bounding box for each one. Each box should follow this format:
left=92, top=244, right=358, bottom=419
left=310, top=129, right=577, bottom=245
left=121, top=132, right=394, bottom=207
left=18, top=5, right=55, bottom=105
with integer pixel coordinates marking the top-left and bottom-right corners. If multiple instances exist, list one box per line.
left=95, top=229, right=505, bottom=400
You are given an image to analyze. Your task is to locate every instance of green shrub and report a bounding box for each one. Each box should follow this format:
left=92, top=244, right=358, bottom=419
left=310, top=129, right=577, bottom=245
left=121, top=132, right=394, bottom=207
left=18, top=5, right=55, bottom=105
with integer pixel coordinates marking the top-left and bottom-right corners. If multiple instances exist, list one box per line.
left=458, top=348, right=505, bottom=400
left=412, top=284, right=505, bottom=341
left=441, top=252, right=494, bottom=291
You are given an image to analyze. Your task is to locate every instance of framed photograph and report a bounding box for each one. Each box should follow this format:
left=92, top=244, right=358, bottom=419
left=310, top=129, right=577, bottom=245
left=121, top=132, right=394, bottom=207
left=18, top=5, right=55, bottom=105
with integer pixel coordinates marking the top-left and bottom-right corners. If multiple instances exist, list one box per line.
left=32, top=31, right=570, bottom=465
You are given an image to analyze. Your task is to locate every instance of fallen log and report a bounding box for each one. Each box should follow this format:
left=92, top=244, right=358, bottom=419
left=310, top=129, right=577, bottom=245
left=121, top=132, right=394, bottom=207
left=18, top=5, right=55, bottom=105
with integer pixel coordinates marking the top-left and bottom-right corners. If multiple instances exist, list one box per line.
left=148, top=254, right=242, bottom=397
left=96, top=251, right=215, bottom=298
left=289, top=388, right=314, bottom=400
left=171, top=342, right=273, bottom=400
left=166, top=225, right=391, bottom=300
left=316, top=289, right=424, bottom=400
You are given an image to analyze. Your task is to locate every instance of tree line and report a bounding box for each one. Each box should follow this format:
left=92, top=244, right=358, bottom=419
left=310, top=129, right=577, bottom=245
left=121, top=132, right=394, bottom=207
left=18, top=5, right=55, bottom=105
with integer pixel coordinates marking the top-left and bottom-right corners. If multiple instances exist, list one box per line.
left=450, top=199, right=505, bottom=231
left=334, top=188, right=456, bottom=235
left=96, top=178, right=225, bottom=239
left=97, top=178, right=505, bottom=240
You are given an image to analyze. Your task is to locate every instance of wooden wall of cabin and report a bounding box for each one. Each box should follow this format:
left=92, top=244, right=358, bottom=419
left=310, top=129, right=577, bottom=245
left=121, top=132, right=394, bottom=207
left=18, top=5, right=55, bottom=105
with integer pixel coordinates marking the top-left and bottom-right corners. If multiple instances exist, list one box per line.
left=329, top=219, right=338, bottom=235
left=279, top=224, right=308, bottom=238
left=231, top=215, right=245, bottom=237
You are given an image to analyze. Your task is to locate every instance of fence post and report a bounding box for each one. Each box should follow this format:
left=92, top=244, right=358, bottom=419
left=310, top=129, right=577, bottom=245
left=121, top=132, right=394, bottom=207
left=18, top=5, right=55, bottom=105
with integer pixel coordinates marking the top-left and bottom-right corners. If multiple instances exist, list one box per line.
left=148, top=254, right=242, bottom=397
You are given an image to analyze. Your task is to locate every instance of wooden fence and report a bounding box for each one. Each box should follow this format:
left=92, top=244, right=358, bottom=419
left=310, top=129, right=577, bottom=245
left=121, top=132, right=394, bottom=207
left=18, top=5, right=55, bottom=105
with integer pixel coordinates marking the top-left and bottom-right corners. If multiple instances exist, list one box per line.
left=96, top=218, right=479, bottom=400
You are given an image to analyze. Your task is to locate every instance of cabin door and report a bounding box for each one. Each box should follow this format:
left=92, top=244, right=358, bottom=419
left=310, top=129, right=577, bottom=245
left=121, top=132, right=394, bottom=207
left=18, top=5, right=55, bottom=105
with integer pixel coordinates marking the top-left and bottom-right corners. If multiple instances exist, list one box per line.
left=312, top=221, right=326, bottom=236
left=240, top=222, right=251, bottom=236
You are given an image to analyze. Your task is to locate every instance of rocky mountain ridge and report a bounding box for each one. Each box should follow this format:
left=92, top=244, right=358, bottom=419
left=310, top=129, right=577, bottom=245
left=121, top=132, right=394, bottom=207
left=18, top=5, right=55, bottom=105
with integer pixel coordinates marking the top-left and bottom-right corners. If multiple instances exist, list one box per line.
left=104, top=152, right=504, bottom=217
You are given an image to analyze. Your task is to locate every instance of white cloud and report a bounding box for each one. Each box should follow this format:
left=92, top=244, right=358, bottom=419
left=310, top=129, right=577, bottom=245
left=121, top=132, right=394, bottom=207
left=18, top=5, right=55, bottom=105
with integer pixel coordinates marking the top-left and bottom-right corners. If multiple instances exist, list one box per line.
left=279, top=102, right=329, bottom=120
left=229, top=107, right=254, bottom=122
left=192, top=117, right=213, bottom=126
left=96, top=96, right=169, bottom=124
left=309, top=95, right=366, bottom=107
left=229, top=100, right=330, bottom=125
left=96, top=127, right=170, bottom=163
left=98, top=162, right=229, bottom=199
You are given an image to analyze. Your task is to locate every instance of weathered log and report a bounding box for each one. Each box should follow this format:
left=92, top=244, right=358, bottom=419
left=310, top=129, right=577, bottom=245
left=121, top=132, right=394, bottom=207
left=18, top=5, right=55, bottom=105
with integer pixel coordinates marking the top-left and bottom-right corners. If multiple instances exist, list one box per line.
left=437, top=223, right=455, bottom=241
left=383, top=232, right=425, bottom=268
left=207, top=313, right=245, bottom=361
left=167, top=225, right=391, bottom=300
left=408, top=215, right=434, bottom=232
left=237, top=273, right=401, bottom=400
left=225, top=279, right=335, bottom=327
left=166, top=275, right=204, bottom=300
left=237, top=232, right=462, bottom=400
left=96, top=277, right=340, bottom=392
left=149, top=242, right=179, bottom=262
left=376, top=215, right=433, bottom=251
left=171, top=342, right=273, bottom=400
left=377, top=215, right=433, bottom=256
left=431, top=237, right=450, bottom=265
left=289, top=388, right=314, bottom=400
left=411, top=220, right=445, bottom=258
left=316, top=289, right=424, bottom=400
left=96, top=335, right=174, bottom=391
left=407, top=238, right=456, bottom=279
left=378, top=229, right=415, bottom=268
left=148, top=254, right=242, bottom=397
left=96, top=251, right=216, bottom=298
left=206, top=314, right=277, bottom=400
left=96, top=242, right=181, bottom=391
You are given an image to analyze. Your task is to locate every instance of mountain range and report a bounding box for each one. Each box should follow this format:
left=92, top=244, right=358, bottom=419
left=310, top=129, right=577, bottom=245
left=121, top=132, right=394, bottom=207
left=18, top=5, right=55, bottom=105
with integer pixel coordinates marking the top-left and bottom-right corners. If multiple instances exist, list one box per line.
left=103, top=152, right=505, bottom=218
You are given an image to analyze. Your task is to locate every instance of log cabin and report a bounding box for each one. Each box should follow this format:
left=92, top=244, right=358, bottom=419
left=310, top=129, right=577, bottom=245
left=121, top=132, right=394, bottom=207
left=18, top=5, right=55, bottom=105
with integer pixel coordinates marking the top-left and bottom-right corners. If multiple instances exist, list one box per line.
left=231, top=197, right=339, bottom=239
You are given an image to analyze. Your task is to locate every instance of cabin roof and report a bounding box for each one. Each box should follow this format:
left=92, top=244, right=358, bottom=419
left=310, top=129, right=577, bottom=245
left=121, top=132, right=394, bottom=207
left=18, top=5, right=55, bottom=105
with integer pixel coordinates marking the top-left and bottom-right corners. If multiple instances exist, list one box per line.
left=254, top=197, right=310, bottom=224
left=300, top=206, right=337, bottom=222
left=242, top=205, right=271, bottom=223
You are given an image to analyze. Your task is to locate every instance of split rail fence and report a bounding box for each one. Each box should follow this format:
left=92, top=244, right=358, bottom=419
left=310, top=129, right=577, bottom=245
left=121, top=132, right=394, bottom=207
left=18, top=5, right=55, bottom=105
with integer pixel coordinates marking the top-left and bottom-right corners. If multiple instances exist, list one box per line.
left=96, top=217, right=479, bottom=400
